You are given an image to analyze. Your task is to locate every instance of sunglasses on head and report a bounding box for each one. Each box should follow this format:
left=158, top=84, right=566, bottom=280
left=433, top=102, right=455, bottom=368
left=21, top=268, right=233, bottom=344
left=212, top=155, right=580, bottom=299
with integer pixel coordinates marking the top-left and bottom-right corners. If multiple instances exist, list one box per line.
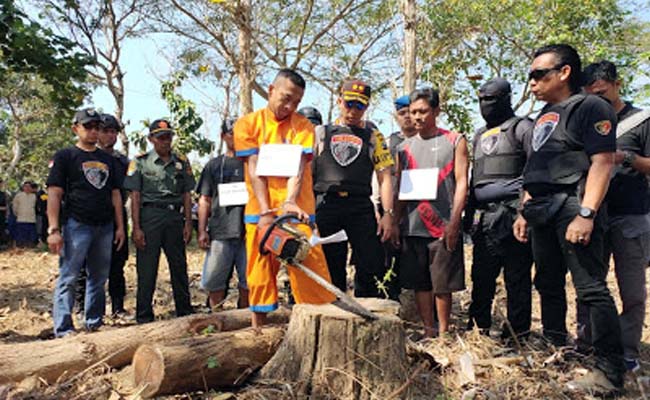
left=528, top=64, right=565, bottom=82
left=345, top=100, right=368, bottom=111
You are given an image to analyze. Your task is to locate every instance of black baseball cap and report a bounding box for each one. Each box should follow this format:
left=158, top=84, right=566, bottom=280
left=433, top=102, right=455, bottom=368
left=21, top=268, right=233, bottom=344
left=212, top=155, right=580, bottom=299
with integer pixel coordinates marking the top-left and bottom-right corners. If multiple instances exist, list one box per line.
left=149, top=119, right=174, bottom=137
left=101, top=114, right=122, bottom=131
left=73, top=108, right=102, bottom=125
left=298, top=107, right=323, bottom=125
left=478, top=78, right=511, bottom=98
left=221, top=118, right=237, bottom=135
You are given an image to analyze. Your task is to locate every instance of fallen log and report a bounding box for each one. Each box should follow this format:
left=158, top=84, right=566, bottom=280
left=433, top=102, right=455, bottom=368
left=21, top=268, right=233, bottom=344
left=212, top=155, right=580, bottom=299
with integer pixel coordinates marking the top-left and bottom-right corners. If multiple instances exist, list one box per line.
left=260, top=298, right=411, bottom=400
left=0, top=307, right=291, bottom=384
left=132, top=325, right=285, bottom=398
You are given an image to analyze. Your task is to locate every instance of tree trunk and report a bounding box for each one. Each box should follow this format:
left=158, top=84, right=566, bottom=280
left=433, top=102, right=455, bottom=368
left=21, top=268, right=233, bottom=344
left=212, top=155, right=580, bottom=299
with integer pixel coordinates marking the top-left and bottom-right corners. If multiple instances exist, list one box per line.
left=236, top=0, right=254, bottom=114
left=260, top=298, right=409, bottom=400
left=0, top=308, right=290, bottom=384
left=132, top=325, right=285, bottom=398
left=401, top=0, right=417, bottom=93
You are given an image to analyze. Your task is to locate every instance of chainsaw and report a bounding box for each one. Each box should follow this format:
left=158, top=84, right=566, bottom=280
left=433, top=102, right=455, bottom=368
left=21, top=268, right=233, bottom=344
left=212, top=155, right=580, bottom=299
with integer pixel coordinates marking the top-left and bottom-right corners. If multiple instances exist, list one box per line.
left=258, top=214, right=378, bottom=320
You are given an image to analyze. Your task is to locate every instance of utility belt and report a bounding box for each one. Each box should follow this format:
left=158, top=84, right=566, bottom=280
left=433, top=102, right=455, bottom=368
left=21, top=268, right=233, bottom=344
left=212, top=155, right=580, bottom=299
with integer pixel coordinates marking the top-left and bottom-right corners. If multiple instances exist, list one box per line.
left=324, top=191, right=368, bottom=199
left=475, top=195, right=519, bottom=212
left=142, top=202, right=183, bottom=212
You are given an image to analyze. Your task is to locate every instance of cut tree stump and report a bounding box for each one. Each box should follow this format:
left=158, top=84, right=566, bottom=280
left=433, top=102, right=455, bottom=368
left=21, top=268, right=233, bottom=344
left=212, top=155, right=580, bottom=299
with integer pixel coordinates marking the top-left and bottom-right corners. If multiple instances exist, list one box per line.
left=260, top=298, right=409, bottom=400
left=132, top=325, right=285, bottom=398
left=0, top=308, right=290, bottom=384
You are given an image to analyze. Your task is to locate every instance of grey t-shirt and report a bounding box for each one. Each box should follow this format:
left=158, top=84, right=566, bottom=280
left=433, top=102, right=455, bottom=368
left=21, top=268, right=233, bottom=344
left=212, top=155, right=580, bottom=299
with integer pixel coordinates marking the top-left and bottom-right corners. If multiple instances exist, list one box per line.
left=196, top=154, right=245, bottom=240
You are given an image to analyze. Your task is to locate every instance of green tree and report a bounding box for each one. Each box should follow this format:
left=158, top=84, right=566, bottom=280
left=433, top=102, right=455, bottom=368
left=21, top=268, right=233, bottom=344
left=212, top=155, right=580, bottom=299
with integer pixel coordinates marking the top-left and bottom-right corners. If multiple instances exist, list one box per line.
left=418, top=0, right=649, bottom=133
left=129, top=72, right=213, bottom=157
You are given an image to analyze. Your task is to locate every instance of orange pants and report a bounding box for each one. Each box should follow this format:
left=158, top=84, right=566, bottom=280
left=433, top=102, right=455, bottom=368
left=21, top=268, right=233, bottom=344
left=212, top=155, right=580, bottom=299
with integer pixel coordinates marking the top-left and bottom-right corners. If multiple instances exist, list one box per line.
left=245, top=223, right=336, bottom=312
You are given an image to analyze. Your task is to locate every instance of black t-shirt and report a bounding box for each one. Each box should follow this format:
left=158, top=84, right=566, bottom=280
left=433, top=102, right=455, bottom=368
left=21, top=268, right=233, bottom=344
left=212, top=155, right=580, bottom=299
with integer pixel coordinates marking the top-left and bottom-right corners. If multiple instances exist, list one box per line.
left=607, top=102, right=650, bottom=215
left=524, top=94, right=617, bottom=196
left=0, top=191, right=7, bottom=225
left=196, top=154, right=245, bottom=240
left=46, top=146, right=116, bottom=225
left=105, top=149, right=129, bottom=204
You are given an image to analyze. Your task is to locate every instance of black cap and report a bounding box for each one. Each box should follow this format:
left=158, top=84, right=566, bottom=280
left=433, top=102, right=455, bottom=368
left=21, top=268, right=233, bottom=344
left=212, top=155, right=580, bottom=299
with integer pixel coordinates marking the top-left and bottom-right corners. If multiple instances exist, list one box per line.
left=221, top=118, right=237, bottom=135
left=100, top=114, right=122, bottom=131
left=298, top=107, right=323, bottom=125
left=149, top=119, right=174, bottom=137
left=73, top=108, right=102, bottom=125
left=478, top=78, right=511, bottom=98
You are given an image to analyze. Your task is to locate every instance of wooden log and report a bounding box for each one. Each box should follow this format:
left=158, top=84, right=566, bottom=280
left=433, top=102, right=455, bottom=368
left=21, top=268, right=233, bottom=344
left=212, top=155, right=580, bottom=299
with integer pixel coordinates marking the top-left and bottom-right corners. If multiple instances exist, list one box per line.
left=260, top=298, right=410, bottom=400
left=132, top=325, right=285, bottom=398
left=0, top=308, right=290, bottom=384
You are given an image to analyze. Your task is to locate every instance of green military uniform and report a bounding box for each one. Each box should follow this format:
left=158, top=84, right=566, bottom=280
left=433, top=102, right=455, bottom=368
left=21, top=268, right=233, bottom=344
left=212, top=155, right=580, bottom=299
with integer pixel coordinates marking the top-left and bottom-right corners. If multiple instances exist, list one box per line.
left=123, top=149, right=196, bottom=323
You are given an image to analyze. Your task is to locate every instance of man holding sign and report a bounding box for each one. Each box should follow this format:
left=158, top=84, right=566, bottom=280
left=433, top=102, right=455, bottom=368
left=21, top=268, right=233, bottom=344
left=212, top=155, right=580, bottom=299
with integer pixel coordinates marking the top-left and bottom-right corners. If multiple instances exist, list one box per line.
left=234, top=69, right=335, bottom=328
left=392, top=88, right=469, bottom=337
left=197, top=118, right=248, bottom=310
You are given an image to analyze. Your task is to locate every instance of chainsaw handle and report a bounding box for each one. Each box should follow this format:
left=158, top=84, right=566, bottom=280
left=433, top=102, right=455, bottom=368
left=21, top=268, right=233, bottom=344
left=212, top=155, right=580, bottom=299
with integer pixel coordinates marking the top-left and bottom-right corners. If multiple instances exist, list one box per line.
left=258, top=214, right=313, bottom=255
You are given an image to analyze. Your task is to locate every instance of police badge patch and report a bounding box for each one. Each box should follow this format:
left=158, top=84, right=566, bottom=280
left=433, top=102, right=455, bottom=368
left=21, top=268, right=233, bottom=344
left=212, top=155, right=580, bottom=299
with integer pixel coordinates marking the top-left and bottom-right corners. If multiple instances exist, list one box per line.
left=480, top=127, right=501, bottom=155
left=82, top=161, right=109, bottom=189
left=594, top=120, right=612, bottom=136
left=532, top=112, right=560, bottom=152
left=330, top=134, right=363, bottom=166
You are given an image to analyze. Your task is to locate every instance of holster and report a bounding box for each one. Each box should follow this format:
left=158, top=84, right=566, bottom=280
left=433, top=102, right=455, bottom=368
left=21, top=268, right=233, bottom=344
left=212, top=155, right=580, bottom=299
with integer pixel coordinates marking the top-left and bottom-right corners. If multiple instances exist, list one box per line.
left=521, top=192, right=569, bottom=228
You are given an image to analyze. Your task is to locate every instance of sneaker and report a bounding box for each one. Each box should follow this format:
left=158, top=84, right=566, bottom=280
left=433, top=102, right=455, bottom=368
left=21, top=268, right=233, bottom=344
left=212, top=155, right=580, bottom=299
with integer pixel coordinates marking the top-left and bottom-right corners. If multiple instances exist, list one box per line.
left=567, top=368, right=622, bottom=396
left=624, top=358, right=641, bottom=373
left=112, top=309, right=134, bottom=321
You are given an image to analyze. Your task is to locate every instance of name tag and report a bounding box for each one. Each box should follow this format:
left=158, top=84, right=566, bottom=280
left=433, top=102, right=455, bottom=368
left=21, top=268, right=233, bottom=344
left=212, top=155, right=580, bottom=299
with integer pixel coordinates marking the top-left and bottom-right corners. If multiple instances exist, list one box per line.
left=398, top=168, right=439, bottom=200
left=218, top=182, right=249, bottom=206
left=255, top=144, right=303, bottom=177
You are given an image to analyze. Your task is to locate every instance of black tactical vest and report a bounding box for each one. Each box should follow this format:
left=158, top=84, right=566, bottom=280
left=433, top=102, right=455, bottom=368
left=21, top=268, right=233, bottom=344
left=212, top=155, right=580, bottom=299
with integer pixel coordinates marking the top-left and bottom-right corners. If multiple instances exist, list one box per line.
left=313, top=124, right=374, bottom=195
left=472, top=117, right=527, bottom=186
left=523, top=94, right=591, bottom=190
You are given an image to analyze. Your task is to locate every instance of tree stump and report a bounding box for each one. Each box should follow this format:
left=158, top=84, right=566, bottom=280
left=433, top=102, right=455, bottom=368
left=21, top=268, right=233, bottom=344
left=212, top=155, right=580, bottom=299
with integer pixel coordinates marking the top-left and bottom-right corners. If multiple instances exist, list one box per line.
left=260, top=298, right=408, bottom=400
left=132, top=326, right=285, bottom=398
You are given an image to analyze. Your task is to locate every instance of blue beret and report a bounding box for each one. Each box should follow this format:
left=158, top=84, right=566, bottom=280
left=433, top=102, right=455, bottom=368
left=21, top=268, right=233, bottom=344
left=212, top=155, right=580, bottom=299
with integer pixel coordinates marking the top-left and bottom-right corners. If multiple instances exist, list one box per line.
left=394, top=95, right=410, bottom=111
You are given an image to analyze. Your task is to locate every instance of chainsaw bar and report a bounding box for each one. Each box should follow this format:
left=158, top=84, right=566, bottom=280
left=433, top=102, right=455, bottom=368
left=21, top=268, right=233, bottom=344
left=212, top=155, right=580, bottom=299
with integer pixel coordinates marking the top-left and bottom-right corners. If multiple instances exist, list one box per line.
left=289, top=261, right=379, bottom=320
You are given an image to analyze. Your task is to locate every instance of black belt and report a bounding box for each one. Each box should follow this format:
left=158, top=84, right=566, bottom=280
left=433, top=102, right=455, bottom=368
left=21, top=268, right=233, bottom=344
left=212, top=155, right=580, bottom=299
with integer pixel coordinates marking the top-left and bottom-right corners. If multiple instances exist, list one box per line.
left=143, top=202, right=182, bottom=212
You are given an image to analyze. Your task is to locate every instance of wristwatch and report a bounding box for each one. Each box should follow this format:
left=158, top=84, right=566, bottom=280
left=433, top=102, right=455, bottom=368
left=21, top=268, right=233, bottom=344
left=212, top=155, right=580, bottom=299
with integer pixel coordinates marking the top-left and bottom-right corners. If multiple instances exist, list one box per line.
left=385, top=208, right=395, bottom=217
left=47, top=226, right=60, bottom=235
left=622, top=151, right=636, bottom=168
left=578, top=207, right=596, bottom=219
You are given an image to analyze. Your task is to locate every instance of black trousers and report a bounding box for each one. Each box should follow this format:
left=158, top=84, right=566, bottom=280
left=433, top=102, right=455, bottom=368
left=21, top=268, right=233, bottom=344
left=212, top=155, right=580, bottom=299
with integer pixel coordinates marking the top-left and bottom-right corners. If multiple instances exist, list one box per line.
left=530, top=195, right=624, bottom=384
left=468, top=230, right=532, bottom=335
left=316, top=194, right=387, bottom=298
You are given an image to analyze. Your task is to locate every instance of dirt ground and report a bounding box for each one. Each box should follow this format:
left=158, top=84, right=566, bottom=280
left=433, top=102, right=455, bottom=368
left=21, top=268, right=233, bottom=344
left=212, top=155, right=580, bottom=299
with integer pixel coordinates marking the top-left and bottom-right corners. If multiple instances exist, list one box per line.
left=1, top=243, right=650, bottom=399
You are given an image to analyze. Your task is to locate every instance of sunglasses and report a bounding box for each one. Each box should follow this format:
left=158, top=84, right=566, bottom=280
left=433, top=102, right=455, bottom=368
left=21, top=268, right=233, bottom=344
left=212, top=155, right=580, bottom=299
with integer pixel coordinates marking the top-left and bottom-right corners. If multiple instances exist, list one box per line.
left=82, top=122, right=101, bottom=130
left=345, top=100, right=368, bottom=111
left=528, top=65, right=564, bottom=82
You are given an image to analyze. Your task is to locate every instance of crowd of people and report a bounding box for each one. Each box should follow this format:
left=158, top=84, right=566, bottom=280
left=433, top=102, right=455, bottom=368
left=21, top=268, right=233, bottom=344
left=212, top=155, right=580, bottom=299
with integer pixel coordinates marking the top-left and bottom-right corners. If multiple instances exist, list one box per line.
left=4, top=41, right=645, bottom=395
left=0, top=180, right=48, bottom=249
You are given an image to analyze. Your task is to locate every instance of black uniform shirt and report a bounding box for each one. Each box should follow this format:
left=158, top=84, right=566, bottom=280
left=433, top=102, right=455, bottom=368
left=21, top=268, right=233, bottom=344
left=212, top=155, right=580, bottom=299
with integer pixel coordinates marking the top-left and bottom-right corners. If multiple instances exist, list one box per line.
left=46, top=146, right=117, bottom=225
left=196, top=154, right=245, bottom=240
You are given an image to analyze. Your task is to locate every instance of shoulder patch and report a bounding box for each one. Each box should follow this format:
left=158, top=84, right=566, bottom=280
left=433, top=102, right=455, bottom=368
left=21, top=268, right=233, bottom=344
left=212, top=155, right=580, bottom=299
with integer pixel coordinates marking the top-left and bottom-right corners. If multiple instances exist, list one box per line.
left=594, top=120, right=612, bottom=136
left=127, top=160, right=138, bottom=176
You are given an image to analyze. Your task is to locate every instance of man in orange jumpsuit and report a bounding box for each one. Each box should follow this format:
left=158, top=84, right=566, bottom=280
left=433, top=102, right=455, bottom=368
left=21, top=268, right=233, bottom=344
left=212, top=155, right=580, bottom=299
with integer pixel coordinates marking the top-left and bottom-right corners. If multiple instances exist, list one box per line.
left=234, top=69, right=336, bottom=328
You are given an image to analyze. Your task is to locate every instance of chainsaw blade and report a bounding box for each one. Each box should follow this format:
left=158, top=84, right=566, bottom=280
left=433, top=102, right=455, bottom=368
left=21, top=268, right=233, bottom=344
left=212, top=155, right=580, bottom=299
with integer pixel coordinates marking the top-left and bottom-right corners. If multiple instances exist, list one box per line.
left=290, top=261, right=379, bottom=320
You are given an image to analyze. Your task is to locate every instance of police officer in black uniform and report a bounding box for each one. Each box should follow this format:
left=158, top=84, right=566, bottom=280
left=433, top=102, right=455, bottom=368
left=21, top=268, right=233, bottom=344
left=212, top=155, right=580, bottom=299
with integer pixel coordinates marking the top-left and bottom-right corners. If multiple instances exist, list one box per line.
left=466, top=78, right=533, bottom=339
left=314, top=79, right=394, bottom=297
left=513, top=44, right=624, bottom=393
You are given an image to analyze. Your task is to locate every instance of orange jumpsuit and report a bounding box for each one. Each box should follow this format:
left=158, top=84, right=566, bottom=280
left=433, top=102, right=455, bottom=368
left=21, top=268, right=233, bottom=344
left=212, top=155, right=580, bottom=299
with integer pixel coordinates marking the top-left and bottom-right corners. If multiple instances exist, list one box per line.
left=234, top=108, right=336, bottom=313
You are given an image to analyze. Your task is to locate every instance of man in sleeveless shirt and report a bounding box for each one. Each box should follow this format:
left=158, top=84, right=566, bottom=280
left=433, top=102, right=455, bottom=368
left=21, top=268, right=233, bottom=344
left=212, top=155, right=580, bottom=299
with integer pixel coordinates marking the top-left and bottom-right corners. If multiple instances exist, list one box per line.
left=392, top=88, right=469, bottom=337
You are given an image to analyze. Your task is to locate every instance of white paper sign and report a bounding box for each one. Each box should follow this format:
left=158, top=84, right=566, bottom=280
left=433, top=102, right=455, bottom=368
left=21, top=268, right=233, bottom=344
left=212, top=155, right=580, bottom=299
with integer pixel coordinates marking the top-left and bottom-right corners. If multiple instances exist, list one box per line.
left=218, top=182, right=249, bottom=206
left=255, top=144, right=303, bottom=177
left=398, top=168, right=439, bottom=200
left=309, top=229, right=348, bottom=247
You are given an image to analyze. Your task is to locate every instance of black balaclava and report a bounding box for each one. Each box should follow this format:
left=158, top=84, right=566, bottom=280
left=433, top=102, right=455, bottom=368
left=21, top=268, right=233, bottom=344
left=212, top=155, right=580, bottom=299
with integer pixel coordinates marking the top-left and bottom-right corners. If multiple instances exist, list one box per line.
left=478, top=77, right=515, bottom=128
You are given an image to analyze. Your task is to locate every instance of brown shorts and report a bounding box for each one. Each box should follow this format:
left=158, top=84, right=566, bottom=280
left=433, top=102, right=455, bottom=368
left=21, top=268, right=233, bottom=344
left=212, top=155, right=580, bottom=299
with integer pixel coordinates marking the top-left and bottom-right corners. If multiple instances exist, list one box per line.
left=400, top=236, right=465, bottom=294
left=429, top=238, right=465, bottom=294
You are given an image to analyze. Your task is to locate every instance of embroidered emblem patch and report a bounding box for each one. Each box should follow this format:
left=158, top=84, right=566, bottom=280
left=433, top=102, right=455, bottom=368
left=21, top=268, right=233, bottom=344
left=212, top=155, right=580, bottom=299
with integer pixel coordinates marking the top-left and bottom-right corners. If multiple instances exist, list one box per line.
left=126, top=160, right=137, bottom=176
left=82, top=161, right=109, bottom=189
left=532, top=112, right=560, bottom=152
left=330, top=134, right=363, bottom=167
left=480, top=127, right=501, bottom=155
left=594, top=120, right=612, bottom=136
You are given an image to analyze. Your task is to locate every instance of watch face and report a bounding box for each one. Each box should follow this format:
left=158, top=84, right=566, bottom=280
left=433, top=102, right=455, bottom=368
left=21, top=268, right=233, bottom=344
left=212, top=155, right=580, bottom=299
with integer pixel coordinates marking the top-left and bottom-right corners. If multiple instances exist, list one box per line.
left=579, top=207, right=594, bottom=218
